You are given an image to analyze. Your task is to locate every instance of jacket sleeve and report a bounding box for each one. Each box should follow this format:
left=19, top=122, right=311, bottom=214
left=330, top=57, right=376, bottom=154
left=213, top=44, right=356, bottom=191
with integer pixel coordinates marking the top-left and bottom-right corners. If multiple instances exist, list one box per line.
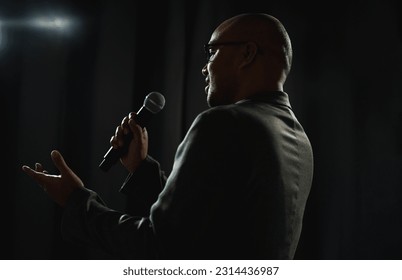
left=61, top=156, right=166, bottom=259
left=120, top=155, right=167, bottom=217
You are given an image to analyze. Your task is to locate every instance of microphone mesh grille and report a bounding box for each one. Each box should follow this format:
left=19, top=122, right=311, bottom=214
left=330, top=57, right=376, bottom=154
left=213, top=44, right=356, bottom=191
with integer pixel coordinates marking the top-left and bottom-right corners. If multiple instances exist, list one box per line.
left=144, top=91, right=165, bottom=113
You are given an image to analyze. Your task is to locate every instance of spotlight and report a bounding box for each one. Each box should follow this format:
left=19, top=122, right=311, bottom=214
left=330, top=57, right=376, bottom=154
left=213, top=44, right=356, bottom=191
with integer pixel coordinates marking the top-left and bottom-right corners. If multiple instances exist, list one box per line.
left=0, top=14, right=78, bottom=53
left=30, top=17, right=72, bottom=30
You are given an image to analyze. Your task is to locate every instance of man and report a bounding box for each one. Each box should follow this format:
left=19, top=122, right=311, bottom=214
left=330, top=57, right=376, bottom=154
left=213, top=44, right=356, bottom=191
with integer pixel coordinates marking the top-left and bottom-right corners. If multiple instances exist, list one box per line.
left=22, top=13, right=313, bottom=259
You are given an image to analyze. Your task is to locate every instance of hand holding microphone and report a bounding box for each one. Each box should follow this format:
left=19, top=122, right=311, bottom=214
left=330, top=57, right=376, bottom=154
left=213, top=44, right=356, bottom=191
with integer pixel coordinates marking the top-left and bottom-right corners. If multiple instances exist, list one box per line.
left=99, top=92, right=165, bottom=172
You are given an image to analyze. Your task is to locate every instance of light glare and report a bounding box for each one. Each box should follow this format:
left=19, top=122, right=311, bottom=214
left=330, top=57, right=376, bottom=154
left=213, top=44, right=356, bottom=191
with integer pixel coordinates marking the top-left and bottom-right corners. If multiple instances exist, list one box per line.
left=30, top=17, right=72, bottom=29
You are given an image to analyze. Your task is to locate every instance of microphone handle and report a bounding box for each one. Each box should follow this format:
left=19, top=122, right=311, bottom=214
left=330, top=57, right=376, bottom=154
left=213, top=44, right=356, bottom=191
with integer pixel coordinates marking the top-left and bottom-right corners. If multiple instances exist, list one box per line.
left=98, top=107, right=154, bottom=172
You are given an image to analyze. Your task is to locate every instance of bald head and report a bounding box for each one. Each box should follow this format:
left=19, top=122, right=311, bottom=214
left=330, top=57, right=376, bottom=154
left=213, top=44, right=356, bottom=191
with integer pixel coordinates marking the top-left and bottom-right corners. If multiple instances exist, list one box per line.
left=212, top=13, right=292, bottom=75
left=203, top=13, right=293, bottom=106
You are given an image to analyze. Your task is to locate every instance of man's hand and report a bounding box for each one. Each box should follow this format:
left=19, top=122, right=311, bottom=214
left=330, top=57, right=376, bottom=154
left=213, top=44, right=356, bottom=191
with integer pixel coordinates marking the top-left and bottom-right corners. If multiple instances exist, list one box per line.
left=111, top=112, right=148, bottom=173
left=22, top=150, right=84, bottom=207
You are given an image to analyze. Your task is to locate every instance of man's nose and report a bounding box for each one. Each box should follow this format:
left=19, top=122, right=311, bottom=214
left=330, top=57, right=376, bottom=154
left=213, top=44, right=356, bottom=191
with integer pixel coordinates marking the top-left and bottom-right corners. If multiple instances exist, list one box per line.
left=201, top=64, right=208, bottom=76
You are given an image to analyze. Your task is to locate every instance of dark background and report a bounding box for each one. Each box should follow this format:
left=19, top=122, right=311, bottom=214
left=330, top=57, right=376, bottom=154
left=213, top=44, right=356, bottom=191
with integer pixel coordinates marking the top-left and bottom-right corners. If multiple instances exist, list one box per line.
left=2, top=0, right=401, bottom=259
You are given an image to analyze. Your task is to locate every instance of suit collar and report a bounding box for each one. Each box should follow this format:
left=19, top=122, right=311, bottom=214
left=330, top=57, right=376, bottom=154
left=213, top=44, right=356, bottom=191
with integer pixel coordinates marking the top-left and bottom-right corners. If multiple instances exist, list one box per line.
left=235, top=91, right=292, bottom=109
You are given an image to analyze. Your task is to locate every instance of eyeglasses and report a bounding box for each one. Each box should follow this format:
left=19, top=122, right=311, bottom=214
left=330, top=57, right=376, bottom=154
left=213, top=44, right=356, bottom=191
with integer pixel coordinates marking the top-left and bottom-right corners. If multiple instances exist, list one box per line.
left=204, top=41, right=247, bottom=62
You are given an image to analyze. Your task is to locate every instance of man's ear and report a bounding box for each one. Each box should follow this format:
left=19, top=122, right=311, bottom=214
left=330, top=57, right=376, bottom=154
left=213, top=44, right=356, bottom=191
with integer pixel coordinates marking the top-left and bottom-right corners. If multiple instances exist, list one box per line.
left=239, top=42, right=258, bottom=68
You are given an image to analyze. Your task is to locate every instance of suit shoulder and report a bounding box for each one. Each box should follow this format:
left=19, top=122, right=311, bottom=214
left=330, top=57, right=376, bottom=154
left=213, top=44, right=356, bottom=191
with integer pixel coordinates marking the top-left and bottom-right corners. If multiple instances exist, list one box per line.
left=194, top=104, right=253, bottom=125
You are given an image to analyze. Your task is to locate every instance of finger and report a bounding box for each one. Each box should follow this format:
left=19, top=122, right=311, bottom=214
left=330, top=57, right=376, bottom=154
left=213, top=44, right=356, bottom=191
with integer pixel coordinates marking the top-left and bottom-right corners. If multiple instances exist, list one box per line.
left=128, top=112, right=137, bottom=119
left=121, top=116, right=130, bottom=134
left=121, top=116, right=128, bottom=126
left=35, top=163, right=49, bottom=174
left=128, top=118, right=143, bottom=136
left=50, top=150, right=72, bottom=177
left=128, top=112, right=138, bottom=125
left=110, top=135, right=118, bottom=149
left=142, top=127, right=148, bottom=141
left=110, top=134, right=123, bottom=149
left=114, top=126, right=125, bottom=147
left=22, top=165, right=53, bottom=187
left=50, top=150, right=84, bottom=188
left=22, top=165, right=34, bottom=174
left=35, top=163, right=44, bottom=172
left=22, top=165, right=40, bottom=177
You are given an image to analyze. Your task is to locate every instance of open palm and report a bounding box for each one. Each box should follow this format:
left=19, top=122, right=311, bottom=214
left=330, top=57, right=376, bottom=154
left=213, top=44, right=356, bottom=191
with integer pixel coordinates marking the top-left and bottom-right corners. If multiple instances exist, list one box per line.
left=22, top=150, right=84, bottom=207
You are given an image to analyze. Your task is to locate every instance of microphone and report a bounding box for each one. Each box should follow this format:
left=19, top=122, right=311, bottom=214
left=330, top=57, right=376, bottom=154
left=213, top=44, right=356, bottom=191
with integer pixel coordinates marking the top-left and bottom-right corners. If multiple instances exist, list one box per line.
left=98, top=91, right=165, bottom=172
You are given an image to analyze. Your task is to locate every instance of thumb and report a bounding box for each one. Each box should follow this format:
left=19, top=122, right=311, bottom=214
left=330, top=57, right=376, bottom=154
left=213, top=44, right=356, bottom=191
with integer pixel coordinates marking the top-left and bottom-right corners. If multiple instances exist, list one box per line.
left=51, top=150, right=84, bottom=187
left=50, top=150, right=71, bottom=176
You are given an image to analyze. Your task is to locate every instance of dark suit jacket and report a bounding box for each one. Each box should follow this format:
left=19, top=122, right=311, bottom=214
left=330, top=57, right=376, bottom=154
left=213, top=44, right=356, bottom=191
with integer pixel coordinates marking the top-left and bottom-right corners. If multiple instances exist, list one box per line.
left=62, top=91, right=314, bottom=259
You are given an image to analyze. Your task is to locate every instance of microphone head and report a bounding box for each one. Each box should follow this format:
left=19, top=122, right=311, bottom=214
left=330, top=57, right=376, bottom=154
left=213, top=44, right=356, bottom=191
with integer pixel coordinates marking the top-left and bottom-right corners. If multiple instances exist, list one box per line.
left=144, top=91, right=165, bottom=113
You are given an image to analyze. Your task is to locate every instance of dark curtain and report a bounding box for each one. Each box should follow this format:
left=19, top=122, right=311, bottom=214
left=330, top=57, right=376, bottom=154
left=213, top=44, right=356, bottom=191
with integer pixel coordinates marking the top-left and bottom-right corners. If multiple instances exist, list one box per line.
left=3, top=0, right=402, bottom=259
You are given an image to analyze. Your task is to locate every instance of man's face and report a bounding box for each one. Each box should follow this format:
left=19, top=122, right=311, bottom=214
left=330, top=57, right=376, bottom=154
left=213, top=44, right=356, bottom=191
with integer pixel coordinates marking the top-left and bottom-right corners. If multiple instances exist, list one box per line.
left=202, top=29, right=240, bottom=107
